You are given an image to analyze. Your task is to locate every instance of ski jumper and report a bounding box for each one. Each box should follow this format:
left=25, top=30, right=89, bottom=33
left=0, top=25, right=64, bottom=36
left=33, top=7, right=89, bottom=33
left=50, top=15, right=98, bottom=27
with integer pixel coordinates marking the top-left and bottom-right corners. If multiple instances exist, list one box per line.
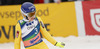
left=14, top=17, right=57, bottom=49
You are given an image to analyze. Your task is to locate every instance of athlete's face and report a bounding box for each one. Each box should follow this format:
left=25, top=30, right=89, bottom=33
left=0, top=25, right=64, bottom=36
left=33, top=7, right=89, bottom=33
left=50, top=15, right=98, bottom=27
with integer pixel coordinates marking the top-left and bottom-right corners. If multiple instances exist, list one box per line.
left=28, top=16, right=35, bottom=21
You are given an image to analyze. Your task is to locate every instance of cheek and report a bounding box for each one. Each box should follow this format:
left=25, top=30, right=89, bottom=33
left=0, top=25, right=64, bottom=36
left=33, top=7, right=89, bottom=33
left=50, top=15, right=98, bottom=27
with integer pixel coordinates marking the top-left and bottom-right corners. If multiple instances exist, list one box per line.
left=31, top=16, right=35, bottom=19
left=32, top=16, right=35, bottom=18
left=28, top=16, right=35, bottom=20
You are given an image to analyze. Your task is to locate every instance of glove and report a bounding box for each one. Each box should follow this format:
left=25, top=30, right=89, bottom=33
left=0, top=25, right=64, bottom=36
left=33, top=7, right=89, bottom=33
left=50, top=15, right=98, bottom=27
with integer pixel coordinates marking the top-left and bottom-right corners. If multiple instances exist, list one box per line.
left=55, top=42, right=65, bottom=48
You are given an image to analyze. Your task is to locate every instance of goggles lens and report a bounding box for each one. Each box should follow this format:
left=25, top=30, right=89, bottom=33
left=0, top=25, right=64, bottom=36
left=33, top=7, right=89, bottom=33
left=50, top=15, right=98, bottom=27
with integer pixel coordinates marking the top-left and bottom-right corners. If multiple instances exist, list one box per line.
left=28, top=12, right=35, bottom=17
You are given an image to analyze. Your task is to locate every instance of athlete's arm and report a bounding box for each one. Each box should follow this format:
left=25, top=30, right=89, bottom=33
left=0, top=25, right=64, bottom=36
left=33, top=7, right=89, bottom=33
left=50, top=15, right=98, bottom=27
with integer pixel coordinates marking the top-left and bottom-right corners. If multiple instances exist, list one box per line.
left=37, top=17, right=57, bottom=45
left=38, top=17, right=65, bottom=48
left=14, top=22, right=22, bottom=49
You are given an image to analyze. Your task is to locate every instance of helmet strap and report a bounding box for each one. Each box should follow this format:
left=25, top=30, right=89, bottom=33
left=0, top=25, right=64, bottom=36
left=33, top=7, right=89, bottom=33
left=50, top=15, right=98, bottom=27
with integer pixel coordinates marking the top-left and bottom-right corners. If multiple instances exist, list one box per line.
left=26, top=16, right=29, bottom=20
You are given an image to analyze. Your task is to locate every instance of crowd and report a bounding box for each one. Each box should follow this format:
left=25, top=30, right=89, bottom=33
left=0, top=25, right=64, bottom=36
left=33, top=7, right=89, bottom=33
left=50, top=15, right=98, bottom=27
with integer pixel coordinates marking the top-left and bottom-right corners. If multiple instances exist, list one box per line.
left=0, top=0, right=96, bottom=5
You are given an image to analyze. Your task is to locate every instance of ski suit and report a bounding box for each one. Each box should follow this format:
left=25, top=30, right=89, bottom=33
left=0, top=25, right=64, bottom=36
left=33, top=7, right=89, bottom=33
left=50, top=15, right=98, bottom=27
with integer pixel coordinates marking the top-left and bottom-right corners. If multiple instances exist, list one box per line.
left=14, top=17, right=57, bottom=49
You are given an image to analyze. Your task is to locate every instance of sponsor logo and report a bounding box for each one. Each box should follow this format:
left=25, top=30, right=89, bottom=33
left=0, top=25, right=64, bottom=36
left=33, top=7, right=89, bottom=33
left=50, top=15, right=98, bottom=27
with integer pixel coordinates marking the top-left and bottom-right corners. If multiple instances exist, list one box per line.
left=29, top=6, right=34, bottom=10
left=20, top=20, right=23, bottom=23
left=90, top=9, right=100, bottom=32
left=16, top=31, right=19, bottom=38
left=26, top=21, right=35, bottom=30
left=27, top=25, right=35, bottom=30
left=30, top=36, right=39, bottom=43
left=29, top=6, right=35, bottom=12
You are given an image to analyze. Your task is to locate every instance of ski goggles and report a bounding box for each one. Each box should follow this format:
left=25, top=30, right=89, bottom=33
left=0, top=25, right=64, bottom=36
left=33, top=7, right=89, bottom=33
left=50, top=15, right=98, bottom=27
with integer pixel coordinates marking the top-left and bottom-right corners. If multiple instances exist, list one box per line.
left=27, top=12, right=36, bottom=17
left=21, top=9, right=36, bottom=18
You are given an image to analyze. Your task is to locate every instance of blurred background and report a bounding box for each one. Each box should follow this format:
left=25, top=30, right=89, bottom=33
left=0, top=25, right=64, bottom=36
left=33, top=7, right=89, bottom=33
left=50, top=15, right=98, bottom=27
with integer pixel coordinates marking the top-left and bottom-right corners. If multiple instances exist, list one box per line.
left=0, top=0, right=100, bottom=49
left=0, top=0, right=97, bottom=5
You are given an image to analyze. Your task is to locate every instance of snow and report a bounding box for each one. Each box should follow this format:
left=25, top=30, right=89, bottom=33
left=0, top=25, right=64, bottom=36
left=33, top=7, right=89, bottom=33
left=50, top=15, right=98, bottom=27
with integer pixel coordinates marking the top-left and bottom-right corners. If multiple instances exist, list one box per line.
left=0, top=36, right=100, bottom=49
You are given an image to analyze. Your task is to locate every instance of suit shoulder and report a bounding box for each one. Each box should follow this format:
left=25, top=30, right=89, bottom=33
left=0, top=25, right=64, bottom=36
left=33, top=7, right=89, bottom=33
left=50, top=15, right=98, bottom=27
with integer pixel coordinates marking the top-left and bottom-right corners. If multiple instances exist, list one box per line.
left=18, top=19, right=26, bottom=25
left=18, top=19, right=23, bottom=23
left=36, top=17, right=42, bottom=22
left=37, top=17, right=41, bottom=20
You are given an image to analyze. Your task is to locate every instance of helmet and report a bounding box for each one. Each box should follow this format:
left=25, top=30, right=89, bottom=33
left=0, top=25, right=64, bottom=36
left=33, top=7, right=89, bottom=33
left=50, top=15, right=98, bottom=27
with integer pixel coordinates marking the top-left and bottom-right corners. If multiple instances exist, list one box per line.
left=21, top=2, right=36, bottom=20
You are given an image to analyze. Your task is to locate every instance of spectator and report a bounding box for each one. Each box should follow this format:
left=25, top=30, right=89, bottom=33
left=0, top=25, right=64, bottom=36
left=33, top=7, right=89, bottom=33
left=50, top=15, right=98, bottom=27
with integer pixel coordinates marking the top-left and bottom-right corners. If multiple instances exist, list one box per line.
left=68, top=0, right=84, bottom=1
left=33, top=0, right=44, bottom=4
left=54, top=0, right=61, bottom=4
left=50, top=0, right=68, bottom=4
left=0, top=0, right=44, bottom=5
left=0, top=0, right=1, bottom=5
left=84, top=0, right=96, bottom=1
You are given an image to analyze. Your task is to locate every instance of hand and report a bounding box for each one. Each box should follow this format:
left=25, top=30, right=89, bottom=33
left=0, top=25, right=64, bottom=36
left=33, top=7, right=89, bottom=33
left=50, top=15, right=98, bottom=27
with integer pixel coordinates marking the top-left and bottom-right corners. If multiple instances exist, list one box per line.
left=55, top=42, right=65, bottom=48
